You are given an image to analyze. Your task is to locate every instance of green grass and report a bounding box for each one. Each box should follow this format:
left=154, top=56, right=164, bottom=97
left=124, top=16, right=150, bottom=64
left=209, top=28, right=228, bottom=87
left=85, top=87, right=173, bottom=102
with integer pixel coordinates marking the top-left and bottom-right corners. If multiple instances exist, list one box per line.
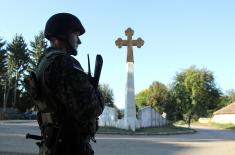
left=211, top=123, right=235, bottom=130
left=136, top=125, right=192, bottom=132
left=191, top=121, right=235, bottom=130
left=97, top=125, right=194, bottom=134
left=97, top=126, right=134, bottom=134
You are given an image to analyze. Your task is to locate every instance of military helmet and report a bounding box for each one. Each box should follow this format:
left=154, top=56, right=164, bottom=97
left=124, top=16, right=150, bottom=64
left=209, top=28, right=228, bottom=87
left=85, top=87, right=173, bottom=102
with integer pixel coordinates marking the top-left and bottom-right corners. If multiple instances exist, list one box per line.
left=44, top=13, right=85, bottom=40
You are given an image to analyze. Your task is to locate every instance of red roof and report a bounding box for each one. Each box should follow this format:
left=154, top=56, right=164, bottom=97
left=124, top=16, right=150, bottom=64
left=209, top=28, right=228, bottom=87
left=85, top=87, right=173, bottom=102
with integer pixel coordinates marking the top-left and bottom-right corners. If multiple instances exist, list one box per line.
left=214, top=102, right=235, bottom=115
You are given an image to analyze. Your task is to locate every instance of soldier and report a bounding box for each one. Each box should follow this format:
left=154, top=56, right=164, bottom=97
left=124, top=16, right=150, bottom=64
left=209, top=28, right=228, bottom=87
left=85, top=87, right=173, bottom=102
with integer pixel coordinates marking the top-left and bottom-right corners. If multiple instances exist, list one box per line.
left=34, top=13, right=104, bottom=155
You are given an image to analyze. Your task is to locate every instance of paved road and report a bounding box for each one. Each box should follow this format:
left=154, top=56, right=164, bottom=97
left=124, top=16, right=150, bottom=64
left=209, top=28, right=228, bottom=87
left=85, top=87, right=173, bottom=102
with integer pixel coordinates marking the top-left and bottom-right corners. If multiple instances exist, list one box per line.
left=0, top=120, right=235, bottom=155
left=0, top=120, right=39, bottom=155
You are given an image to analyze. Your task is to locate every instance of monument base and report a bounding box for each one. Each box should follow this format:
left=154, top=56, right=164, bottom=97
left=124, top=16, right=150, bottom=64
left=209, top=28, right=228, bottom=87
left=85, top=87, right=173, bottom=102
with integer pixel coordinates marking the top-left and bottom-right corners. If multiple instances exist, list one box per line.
left=115, top=118, right=141, bottom=131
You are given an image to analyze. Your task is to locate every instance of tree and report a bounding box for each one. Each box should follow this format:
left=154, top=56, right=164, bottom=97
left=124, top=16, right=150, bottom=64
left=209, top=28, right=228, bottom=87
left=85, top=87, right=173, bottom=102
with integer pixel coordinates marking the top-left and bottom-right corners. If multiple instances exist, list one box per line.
left=29, top=31, right=48, bottom=71
left=98, top=83, right=115, bottom=107
left=170, top=66, right=221, bottom=126
left=16, top=91, right=33, bottom=112
left=135, top=81, right=169, bottom=114
left=226, top=89, right=235, bottom=103
left=217, top=89, right=235, bottom=111
left=163, top=86, right=185, bottom=122
left=147, top=81, right=169, bottom=113
left=135, top=89, right=150, bottom=109
left=16, top=31, right=48, bottom=112
left=0, top=38, right=7, bottom=80
left=6, top=34, right=30, bottom=109
left=218, top=95, right=229, bottom=109
left=0, top=38, right=7, bottom=107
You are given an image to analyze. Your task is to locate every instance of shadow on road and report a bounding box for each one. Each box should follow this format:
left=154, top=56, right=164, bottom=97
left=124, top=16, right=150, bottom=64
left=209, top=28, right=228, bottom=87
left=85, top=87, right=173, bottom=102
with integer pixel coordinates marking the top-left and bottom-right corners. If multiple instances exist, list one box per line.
left=93, top=136, right=198, bottom=155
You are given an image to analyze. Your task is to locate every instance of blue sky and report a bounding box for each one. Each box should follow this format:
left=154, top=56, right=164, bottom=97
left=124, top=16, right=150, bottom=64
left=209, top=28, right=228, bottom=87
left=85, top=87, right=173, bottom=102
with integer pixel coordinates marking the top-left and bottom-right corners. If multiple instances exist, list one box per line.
left=1, top=0, right=235, bottom=108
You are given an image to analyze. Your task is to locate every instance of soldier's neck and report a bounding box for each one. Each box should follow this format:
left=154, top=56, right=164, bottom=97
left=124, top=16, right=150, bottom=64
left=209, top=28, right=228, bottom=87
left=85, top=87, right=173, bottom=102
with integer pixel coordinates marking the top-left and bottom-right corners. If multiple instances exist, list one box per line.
left=50, top=41, right=67, bottom=53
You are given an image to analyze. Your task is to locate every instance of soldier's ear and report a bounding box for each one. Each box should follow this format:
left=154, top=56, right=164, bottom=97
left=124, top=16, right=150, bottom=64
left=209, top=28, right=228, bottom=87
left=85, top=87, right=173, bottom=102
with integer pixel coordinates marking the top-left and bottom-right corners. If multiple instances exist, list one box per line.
left=50, top=37, right=61, bottom=48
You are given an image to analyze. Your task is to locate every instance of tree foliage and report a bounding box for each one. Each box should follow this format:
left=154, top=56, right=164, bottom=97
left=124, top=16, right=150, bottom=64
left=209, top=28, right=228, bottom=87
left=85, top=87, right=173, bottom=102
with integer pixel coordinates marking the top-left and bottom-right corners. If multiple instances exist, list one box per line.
left=7, top=34, right=29, bottom=73
left=226, top=89, right=235, bottom=104
left=29, top=31, right=48, bottom=71
left=168, top=66, right=221, bottom=125
left=135, top=81, right=169, bottom=114
left=0, top=38, right=7, bottom=107
left=5, top=34, right=30, bottom=109
left=147, top=81, right=168, bottom=113
left=98, top=83, right=115, bottom=107
left=218, top=89, right=235, bottom=110
left=135, top=89, right=149, bottom=109
left=0, top=38, right=7, bottom=80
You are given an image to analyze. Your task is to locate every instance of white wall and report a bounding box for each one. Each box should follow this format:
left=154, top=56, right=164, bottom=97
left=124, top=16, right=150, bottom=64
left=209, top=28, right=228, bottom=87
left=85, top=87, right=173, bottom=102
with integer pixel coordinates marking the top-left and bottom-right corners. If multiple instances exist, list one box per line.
left=98, top=106, right=168, bottom=129
left=139, top=106, right=168, bottom=127
left=99, top=106, right=118, bottom=126
left=211, top=114, right=235, bottom=125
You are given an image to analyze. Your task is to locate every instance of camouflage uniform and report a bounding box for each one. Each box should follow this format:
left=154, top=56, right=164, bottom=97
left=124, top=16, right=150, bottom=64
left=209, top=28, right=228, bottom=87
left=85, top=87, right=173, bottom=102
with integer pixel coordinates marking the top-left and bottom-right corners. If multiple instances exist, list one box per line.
left=35, top=47, right=104, bottom=155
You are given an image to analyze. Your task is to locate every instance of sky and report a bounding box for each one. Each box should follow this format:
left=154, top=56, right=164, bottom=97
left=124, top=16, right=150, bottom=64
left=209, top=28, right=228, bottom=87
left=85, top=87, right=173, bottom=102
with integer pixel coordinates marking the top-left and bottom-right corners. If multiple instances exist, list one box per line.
left=1, top=0, right=235, bottom=109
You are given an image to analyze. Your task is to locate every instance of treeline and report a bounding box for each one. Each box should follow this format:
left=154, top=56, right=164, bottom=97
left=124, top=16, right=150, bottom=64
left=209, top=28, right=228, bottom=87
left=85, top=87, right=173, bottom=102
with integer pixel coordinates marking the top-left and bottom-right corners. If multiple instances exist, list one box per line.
left=0, top=31, right=48, bottom=112
left=135, top=66, right=235, bottom=124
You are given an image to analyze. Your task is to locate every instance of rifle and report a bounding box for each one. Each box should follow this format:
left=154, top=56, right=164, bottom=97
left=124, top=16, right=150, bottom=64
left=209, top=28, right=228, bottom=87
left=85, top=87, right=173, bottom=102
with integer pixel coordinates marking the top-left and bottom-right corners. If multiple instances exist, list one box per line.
left=87, top=54, right=103, bottom=89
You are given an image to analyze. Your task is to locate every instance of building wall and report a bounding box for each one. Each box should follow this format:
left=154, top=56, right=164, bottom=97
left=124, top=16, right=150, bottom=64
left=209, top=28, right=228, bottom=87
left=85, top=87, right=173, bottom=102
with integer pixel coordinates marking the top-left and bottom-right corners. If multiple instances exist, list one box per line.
left=211, top=114, right=235, bottom=125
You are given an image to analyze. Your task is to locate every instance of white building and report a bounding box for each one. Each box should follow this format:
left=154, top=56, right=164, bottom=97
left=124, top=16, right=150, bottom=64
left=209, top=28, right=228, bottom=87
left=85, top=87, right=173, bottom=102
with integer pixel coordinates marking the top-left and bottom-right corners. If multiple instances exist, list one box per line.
left=211, top=102, right=235, bottom=125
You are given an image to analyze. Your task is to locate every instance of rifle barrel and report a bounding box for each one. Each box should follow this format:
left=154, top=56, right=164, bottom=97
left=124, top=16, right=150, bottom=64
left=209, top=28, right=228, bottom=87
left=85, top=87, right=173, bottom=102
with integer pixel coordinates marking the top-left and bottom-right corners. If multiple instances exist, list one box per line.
left=26, top=133, right=43, bottom=140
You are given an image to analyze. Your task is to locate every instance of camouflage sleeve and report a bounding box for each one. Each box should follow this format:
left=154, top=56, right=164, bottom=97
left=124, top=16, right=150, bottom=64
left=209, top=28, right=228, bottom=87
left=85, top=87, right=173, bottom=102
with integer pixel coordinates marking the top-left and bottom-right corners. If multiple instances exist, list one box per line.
left=44, top=54, right=104, bottom=123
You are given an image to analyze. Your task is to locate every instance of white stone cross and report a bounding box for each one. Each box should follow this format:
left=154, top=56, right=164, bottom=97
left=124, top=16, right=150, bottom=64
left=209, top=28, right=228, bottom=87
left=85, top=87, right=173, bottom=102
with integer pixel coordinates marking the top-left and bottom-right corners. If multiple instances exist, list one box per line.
left=115, top=27, right=144, bottom=131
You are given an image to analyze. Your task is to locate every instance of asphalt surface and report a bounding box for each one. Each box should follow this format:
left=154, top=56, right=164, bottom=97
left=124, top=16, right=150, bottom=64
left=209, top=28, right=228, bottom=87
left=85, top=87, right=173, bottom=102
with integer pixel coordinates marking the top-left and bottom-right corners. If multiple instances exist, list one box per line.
left=0, top=120, right=235, bottom=155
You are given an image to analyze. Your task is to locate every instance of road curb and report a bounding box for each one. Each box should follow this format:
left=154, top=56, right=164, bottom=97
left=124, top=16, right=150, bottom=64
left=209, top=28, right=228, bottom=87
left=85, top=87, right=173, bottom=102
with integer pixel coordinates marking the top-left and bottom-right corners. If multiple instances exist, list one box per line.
left=97, top=129, right=197, bottom=135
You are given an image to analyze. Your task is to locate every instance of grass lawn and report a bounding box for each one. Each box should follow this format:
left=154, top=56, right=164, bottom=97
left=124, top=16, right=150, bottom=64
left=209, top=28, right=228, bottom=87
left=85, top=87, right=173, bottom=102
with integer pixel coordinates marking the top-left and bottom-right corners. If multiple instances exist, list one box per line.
left=97, top=125, right=195, bottom=134
left=191, top=122, right=235, bottom=130
left=136, top=125, right=192, bottom=132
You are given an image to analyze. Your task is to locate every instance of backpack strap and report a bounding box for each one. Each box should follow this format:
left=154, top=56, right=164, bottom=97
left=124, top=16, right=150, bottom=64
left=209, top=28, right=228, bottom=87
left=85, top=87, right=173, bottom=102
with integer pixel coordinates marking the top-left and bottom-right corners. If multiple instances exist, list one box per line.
left=36, top=50, right=66, bottom=99
left=35, top=50, right=67, bottom=124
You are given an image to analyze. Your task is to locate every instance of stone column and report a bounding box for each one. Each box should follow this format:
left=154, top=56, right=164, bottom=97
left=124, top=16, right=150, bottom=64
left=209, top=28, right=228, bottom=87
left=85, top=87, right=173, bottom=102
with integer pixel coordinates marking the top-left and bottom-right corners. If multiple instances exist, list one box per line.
left=125, top=62, right=136, bottom=131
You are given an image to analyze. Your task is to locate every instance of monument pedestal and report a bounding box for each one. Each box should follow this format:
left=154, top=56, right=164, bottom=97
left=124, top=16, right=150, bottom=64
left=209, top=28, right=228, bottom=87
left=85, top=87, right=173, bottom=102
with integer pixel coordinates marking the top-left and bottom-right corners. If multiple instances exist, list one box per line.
left=124, top=62, right=136, bottom=131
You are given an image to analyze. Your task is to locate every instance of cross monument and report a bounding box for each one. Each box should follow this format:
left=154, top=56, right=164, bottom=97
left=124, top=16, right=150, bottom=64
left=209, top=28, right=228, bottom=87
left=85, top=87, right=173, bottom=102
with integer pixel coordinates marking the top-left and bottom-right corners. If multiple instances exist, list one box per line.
left=115, top=27, right=144, bottom=131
